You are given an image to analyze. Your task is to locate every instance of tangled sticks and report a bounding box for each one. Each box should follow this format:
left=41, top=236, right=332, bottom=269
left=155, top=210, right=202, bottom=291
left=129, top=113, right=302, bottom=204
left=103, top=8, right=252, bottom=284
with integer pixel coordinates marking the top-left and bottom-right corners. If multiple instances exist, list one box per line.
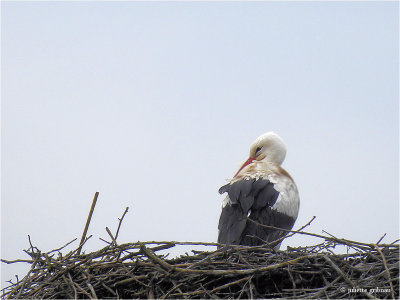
left=1, top=238, right=399, bottom=299
left=1, top=194, right=399, bottom=299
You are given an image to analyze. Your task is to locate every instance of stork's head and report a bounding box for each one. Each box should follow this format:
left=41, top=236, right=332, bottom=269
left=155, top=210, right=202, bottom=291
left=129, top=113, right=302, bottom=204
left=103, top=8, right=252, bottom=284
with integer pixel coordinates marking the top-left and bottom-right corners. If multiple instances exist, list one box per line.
left=234, top=132, right=287, bottom=177
left=250, top=132, right=287, bottom=165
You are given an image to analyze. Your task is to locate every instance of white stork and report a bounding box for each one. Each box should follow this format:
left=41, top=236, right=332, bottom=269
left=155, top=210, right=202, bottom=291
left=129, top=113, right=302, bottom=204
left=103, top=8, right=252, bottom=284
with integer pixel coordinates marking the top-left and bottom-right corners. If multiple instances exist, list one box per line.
left=218, top=132, right=300, bottom=249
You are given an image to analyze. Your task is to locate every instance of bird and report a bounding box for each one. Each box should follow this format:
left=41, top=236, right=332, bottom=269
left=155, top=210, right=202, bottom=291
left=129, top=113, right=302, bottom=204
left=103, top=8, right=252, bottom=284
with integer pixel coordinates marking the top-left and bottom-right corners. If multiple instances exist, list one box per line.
left=217, top=132, right=300, bottom=249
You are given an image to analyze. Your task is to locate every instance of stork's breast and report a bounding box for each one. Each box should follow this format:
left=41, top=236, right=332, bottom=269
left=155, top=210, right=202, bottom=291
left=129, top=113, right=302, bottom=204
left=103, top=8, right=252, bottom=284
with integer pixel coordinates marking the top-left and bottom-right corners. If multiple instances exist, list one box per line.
left=268, top=173, right=300, bottom=219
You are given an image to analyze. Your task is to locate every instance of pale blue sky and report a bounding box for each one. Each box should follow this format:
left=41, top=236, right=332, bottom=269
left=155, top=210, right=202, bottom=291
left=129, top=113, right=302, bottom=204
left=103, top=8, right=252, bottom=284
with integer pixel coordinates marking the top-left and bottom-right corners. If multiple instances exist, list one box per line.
left=2, top=1, right=398, bottom=287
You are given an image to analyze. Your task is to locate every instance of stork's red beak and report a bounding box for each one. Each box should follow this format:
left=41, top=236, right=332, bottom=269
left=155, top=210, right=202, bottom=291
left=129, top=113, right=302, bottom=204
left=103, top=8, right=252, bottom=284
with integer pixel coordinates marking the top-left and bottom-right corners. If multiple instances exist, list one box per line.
left=234, top=157, right=254, bottom=177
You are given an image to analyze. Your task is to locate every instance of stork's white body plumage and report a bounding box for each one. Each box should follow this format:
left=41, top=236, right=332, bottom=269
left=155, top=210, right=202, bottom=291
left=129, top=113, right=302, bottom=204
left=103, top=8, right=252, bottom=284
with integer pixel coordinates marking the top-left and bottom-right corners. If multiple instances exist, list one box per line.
left=218, top=132, right=300, bottom=249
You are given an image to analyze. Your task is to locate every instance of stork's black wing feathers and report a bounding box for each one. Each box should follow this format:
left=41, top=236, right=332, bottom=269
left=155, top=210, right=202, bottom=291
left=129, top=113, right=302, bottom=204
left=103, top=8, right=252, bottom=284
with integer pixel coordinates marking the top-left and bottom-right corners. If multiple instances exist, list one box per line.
left=218, top=178, right=295, bottom=247
left=217, top=203, right=247, bottom=245
left=240, top=207, right=295, bottom=246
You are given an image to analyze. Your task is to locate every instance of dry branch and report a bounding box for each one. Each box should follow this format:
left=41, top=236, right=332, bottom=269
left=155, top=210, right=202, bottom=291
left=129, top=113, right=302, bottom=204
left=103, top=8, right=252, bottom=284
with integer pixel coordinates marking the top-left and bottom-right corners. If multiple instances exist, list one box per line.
left=77, top=192, right=99, bottom=255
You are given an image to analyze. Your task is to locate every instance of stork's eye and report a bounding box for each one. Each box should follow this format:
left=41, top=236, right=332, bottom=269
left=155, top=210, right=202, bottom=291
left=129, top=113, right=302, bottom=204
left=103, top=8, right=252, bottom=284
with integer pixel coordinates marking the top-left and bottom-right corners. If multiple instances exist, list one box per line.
left=255, top=147, right=262, bottom=154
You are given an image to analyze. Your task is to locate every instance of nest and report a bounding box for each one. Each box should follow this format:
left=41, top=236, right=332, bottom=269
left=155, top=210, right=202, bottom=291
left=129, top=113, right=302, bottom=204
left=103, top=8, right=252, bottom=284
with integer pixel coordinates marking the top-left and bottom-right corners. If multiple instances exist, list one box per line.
left=2, top=236, right=399, bottom=299
left=2, top=195, right=399, bottom=299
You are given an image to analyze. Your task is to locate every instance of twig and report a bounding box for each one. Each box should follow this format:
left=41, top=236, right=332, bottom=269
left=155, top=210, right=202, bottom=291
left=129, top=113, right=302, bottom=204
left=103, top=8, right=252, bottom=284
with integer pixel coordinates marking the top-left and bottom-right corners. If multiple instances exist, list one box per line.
left=87, top=283, right=98, bottom=299
left=113, top=275, right=148, bottom=287
left=310, top=275, right=341, bottom=299
left=374, top=244, right=395, bottom=299
left=48, top=238, right=77, bottom=255
left=15, top=255, right=40, bottom=298
left=323, top=255, right=354, bottom=287
left=160, top=282, right=185, bottom=299
left=264, top=216, right=316, bottom=248
left=115, top=207, right=129, bottom=241
left=182, top=254, right=317, bottom=275
left=185, top=247, right=226, bottom=269
left=140, top=244, right=173, bottom=271
left=99, top=237, right=112, bottom=245
left=246, top=219, right=391, bottom=250
left=1, top=259, right=34, bottom=264
left=292, top=216, right=316, bottom=234
left=73, top=281, right=92, bottom=299
left=77, top=192, right=99, bottom=255
left=106, top=227, right=118, bottom=246
left=376, top=233, right=386, bottom=245
left=65, top=235, right=93, bottom=259
left=61, top=275, right=74, bottom=299
left=210, top=276, right=251, bottom=293
left=168, top=277, right=251, bottom=298
left=67, top=272, right=78, bottom=299
left=323, top=256, right=375, bottom=299
left=100, top=282, right=117, bottom=296
left=141, top=245, right=317, bottom=276
left=27, top=235, right=36, bottom=252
